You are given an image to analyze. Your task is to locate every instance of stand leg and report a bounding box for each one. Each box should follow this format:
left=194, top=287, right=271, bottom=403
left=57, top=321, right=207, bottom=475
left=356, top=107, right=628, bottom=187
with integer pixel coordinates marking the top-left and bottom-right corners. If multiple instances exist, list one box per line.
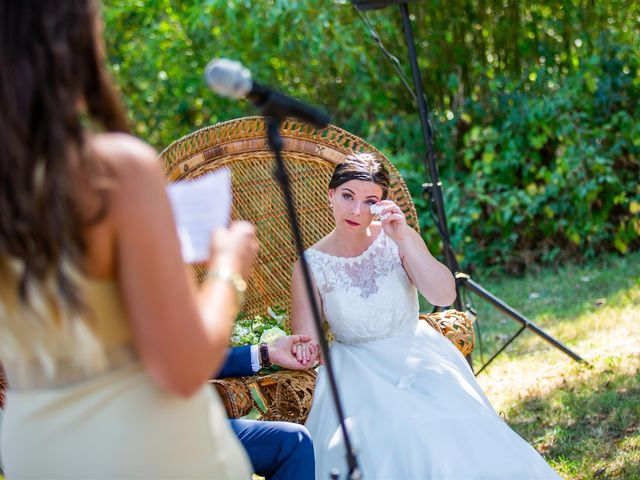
left=397, top=3, right=463, bottom=310
left=457, top=273, right=588, bottom=372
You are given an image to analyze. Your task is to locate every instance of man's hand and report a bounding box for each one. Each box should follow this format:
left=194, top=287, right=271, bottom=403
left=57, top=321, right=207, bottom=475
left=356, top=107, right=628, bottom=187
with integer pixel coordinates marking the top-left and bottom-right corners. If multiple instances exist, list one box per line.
left=268, top=335, right=319, bottom=370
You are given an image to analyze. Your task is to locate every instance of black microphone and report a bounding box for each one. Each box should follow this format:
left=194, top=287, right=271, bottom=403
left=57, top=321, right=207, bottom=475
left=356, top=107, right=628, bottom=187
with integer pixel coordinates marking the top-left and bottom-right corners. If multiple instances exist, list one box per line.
left=205, top=59, right=330, bottom=129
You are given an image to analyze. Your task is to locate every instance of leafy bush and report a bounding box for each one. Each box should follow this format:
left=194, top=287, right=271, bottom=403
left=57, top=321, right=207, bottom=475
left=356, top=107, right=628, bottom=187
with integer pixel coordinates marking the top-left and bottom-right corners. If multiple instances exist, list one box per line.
left=103, top=1, right=639, bottom=271
left=438, top=34, right=640, bottom=272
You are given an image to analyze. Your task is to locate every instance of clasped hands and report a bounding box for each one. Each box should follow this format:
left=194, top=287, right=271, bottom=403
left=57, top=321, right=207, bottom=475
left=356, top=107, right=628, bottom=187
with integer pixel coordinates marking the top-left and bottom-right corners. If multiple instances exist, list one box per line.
left=268, top=335, right=320, bottom=370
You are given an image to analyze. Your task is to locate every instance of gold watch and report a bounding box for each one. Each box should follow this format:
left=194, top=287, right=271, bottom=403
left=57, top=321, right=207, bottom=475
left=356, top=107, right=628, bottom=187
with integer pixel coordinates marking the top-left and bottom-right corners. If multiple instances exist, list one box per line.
left=208, top=267, right=247, bottom=308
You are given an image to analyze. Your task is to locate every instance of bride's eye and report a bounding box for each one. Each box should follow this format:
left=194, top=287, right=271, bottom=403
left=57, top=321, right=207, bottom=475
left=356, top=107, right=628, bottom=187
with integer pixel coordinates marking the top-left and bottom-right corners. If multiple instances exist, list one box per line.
left=342, top=193, right=353, bottom=200
left=366, top=200, right=376, bottom=206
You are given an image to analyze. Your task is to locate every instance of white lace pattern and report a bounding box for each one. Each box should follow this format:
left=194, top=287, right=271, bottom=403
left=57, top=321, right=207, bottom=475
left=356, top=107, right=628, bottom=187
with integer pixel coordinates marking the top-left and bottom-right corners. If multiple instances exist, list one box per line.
left=305, top=230, right=419, bottom=343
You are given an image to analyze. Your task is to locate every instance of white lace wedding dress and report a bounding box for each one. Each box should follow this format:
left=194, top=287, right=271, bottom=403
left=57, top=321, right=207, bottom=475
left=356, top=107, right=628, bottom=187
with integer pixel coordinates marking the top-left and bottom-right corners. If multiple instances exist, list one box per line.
left=304, top=229, right=560, bottom=480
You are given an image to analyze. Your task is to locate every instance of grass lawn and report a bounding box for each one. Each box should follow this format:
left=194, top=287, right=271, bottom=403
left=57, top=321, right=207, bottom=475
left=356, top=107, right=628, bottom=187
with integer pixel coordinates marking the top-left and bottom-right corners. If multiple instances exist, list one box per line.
left=468, top=251, right=640, bottom=479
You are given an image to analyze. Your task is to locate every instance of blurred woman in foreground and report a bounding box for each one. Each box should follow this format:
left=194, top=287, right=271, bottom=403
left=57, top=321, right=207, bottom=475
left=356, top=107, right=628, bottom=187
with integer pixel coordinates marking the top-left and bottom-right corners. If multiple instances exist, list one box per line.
left=0, top=1, right=257, bottom=477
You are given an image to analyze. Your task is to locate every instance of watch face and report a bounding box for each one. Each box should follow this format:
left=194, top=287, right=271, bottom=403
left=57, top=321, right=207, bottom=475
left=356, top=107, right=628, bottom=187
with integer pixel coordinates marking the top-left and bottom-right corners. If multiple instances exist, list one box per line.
left=259, top=343, right=271, bottom=367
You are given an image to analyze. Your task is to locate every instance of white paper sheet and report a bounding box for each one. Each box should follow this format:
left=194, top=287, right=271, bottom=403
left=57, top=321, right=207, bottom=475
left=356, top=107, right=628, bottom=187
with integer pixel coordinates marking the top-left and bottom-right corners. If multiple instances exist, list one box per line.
left=167, top=169, right=232, bottom=264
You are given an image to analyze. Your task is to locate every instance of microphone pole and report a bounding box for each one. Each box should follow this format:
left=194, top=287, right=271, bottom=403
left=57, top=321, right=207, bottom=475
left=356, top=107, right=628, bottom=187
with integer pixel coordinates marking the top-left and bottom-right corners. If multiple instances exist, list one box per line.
left=205, top=59, right=362, bottom=479
left=266, top=115, right=361, bottom=480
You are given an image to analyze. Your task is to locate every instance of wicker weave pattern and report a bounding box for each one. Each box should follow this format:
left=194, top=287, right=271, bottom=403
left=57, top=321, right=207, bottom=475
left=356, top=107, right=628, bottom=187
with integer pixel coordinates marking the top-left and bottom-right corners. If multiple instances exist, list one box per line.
left=208, top=377, right=254, bottom=419
left=420, top=310, right=475, bottom=357
left=210, top=369, right=317, bottom=424
left=253, top=370, right=317, bottom=423
left=161, top=117, right=418, bottom=320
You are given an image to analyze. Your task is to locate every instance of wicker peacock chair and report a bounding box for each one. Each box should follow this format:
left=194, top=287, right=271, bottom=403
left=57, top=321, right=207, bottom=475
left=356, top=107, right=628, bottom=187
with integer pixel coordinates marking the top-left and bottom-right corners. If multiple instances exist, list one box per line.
left=160, top=117, right=474, bottom=424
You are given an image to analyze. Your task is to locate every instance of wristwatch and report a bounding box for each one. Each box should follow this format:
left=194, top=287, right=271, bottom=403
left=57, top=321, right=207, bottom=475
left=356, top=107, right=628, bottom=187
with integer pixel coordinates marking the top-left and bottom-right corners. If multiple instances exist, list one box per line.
left=259, top=343, right=272, bottom=368
left=207, top=267, right=247, bottom=308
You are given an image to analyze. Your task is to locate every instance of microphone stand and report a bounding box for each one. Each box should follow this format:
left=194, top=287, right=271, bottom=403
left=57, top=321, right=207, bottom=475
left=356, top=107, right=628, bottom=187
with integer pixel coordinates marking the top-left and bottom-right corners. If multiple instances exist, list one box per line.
left=265, top=115, right=362, bottom=480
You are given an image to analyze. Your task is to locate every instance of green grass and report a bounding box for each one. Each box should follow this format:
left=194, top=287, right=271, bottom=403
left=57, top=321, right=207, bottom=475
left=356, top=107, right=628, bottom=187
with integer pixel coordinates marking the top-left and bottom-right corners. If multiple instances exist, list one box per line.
left=469, top=251, right=640, bottom=479
left=465, top=250, right=640, bottom=363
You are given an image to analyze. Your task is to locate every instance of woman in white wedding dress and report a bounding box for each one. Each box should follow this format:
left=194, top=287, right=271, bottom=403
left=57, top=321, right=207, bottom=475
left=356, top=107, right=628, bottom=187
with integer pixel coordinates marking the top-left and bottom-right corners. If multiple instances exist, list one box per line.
left=292, top=154, right=561, bottom=479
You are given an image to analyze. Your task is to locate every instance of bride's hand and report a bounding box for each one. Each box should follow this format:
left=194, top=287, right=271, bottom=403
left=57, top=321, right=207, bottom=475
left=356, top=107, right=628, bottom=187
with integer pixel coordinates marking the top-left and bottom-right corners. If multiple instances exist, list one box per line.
left=375, top=200, right=409, bottom=243
left=293, top=341, right=322, bottom=367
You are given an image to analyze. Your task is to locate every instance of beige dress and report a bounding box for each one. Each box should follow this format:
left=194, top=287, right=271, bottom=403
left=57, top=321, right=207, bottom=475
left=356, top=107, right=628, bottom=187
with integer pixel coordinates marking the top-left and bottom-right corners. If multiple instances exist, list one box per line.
left=0, top=274, right=251, bottom=479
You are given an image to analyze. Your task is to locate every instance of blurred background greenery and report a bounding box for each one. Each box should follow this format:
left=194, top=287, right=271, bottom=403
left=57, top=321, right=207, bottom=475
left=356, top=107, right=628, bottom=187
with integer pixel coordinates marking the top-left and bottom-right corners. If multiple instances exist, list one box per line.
left=103, top=0, right=639, bottom=274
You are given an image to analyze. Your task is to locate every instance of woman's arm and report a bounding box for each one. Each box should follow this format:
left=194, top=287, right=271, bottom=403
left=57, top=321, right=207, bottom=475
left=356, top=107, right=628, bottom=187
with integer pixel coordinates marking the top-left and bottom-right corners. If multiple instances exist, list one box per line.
left=102, top=134, right=257, bottom=397
left=396, top=228, right=456, bottom=306
left=290, top=259, right=323, bottom=364
left=377, top=201, right=456, bottom=307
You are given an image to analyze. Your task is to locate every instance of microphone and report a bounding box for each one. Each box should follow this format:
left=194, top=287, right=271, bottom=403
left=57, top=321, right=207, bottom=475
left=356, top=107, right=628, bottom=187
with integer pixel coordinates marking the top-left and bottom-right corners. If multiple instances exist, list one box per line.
left=205, top=59, right=330, bottom=129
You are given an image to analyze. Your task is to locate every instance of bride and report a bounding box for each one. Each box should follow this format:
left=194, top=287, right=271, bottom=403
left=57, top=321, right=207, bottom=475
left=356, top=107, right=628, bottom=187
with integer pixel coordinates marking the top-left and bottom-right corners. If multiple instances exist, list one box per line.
left=291, top=153, right=560, bottom=479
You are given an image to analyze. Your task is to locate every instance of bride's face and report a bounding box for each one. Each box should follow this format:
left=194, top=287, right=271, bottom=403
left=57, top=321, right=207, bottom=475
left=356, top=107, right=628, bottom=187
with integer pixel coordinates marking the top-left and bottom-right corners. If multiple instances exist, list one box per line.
left=328, top=180, right=383, bottom=231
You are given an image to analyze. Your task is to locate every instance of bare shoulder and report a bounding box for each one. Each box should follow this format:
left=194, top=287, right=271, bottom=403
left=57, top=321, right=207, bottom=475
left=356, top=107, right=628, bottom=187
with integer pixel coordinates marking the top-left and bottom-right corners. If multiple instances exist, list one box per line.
left=88, top=133, right=168, bottom=223
left=307, top=232, right=335, bottom=255
left=89, top=132, right=160, bottom=178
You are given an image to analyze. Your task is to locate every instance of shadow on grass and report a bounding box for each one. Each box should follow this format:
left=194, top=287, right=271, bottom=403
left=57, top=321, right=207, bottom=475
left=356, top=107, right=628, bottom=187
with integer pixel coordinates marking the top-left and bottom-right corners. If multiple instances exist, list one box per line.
left=501, top=357, right=640, bottom=480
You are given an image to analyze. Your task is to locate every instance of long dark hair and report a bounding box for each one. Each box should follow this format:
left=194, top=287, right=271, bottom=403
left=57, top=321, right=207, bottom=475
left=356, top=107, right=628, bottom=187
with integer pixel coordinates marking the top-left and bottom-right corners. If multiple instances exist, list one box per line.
left=329, top=153, right=390, bottom=199
left=0, top=0, right=129, bottom=313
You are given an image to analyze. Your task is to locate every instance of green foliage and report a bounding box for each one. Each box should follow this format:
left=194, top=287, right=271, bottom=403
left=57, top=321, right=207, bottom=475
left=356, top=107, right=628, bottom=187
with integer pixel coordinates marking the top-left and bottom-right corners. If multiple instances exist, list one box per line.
left=443, top=34, right=640, bottom=271
left=230, top=306, right=289, bottom=347
left=103, top=0, right=639, bottom=270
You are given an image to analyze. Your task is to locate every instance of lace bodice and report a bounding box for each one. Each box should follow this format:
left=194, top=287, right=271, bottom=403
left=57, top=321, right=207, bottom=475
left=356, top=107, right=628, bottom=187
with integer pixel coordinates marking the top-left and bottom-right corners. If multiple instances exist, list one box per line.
left=305, top=230, right=419, bottom=343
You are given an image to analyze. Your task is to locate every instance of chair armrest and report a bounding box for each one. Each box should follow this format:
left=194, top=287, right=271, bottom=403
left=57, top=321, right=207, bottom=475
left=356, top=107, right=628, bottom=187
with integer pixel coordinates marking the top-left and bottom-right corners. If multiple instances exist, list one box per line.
left=208, top=376, right=255, bottom=419
left=420, top=309, right=475, bottom=356
left=209, top=369, right=317, bottom=424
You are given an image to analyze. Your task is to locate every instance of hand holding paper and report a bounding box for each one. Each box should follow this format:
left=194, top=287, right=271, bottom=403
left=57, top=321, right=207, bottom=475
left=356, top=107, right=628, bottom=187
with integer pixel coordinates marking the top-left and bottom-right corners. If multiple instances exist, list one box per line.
left=167, top=169, right=232, bottom=264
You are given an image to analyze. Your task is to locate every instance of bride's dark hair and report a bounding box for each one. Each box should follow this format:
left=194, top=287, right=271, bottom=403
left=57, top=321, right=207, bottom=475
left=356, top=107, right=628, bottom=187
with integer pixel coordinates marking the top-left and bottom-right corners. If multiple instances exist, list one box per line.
left=0, top=0, right=129, bottom=312
left=329, top=153, right=390, bottom=199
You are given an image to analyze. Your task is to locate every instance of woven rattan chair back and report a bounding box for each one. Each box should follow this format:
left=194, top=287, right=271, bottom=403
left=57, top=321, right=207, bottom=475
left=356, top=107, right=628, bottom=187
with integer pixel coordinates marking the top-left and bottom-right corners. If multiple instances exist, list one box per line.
left=160, top=117, right=419, bottom=320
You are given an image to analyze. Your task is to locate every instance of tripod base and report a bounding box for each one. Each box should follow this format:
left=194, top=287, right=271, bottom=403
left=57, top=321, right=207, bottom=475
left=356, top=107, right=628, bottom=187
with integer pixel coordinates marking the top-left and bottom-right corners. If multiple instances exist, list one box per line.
left=456, top=273, right=588, bottom=374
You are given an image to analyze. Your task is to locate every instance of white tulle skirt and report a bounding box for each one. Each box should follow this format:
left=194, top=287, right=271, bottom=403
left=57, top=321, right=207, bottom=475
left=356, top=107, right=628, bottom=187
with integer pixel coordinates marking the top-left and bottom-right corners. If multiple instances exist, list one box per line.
left=306, top=321, right=561, bottom=480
